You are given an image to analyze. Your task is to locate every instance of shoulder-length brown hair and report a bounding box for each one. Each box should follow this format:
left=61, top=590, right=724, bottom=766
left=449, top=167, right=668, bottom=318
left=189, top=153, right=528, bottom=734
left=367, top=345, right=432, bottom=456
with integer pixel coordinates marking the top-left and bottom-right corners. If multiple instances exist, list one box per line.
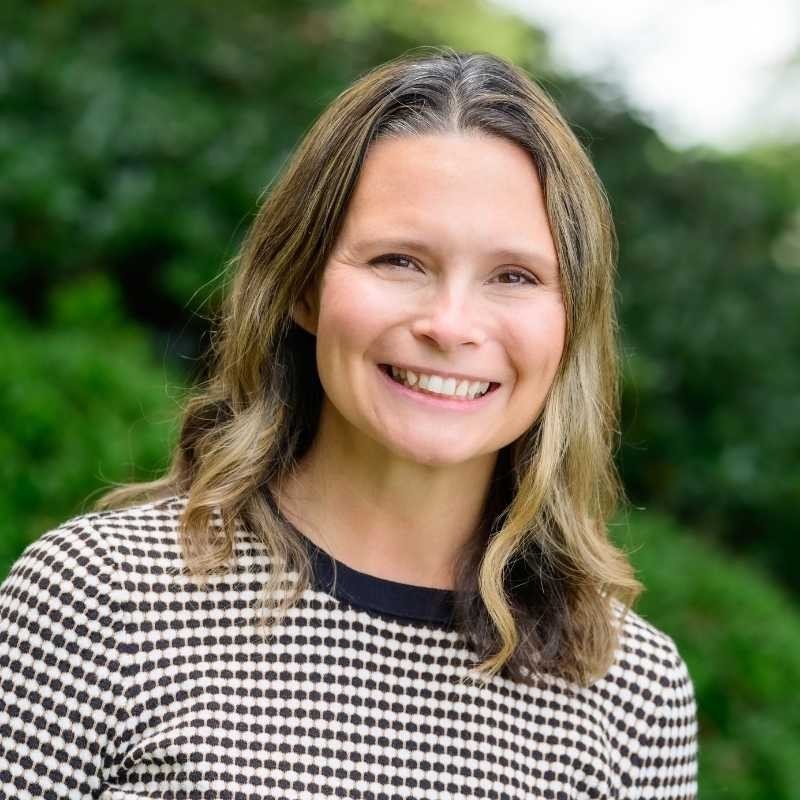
left=97, top=46, right=642, bottom=688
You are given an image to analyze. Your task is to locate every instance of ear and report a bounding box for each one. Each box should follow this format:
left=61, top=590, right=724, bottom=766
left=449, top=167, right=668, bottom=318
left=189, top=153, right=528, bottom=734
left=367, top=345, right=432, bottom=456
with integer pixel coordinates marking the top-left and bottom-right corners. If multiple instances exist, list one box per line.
left=291, top=287, right=319, bottom=336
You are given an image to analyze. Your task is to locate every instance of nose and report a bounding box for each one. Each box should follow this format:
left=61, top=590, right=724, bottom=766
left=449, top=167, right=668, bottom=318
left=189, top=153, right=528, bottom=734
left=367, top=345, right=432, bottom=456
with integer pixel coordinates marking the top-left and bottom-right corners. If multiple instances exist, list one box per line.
left=410, top=282, right=488, bottom=351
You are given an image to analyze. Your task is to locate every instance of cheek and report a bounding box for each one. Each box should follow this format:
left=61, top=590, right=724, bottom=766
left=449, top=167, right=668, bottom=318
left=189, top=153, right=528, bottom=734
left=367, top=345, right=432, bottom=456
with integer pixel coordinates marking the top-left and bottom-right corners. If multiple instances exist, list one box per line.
left=504, top=301, right=567, bottom=379
left=314, top=268, right=391, bottom=375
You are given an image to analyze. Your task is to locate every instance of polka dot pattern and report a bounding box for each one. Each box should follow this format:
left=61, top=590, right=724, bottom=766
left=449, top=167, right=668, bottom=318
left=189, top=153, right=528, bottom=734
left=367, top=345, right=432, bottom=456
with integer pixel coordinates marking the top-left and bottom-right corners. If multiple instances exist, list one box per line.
left=0, top=497, right=698, bottom=799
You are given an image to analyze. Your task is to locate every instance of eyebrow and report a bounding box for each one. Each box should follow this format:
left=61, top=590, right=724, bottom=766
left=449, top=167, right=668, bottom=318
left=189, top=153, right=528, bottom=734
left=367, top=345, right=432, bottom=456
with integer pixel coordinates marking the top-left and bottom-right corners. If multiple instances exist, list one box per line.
left=350, top=236, right=558, bottom=271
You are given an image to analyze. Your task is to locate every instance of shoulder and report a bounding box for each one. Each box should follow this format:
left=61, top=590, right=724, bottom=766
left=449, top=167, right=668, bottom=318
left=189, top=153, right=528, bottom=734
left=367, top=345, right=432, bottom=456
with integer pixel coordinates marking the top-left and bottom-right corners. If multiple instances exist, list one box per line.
left=611, top=598, right=685, bottom=659
left=1, top=495, right=190, bottom=596
left=609, top=597, right=693, bottom=685
left=595, top=598, right=697, bottom=732
left=598, top=601, right=699, bottom=796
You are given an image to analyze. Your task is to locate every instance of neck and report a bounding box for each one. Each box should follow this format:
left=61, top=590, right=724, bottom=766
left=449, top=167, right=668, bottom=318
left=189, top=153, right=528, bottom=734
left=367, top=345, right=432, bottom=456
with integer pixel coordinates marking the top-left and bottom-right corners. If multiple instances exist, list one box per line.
left=273, top=401, right=498, bottom=590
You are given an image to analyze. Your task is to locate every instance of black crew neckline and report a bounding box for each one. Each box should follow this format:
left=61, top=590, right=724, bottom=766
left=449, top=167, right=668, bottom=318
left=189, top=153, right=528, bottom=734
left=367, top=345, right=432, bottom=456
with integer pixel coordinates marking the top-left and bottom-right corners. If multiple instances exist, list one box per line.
left=300, top=531, right=457, bottom=627
left=266, top=491, right=457, bottom=627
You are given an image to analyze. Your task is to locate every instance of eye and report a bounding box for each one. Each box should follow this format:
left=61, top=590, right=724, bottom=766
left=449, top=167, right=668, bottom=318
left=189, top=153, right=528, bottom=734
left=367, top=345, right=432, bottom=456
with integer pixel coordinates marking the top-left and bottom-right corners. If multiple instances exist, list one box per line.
left=369, top=253, right=420, bottom=270
left=495, top=269, right=538, bottom=286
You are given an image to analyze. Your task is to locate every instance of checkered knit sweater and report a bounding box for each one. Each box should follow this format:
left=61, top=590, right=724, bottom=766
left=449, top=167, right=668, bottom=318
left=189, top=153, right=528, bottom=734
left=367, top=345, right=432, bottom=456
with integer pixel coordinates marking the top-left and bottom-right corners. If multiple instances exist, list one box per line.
left=0, top=496, right=698, bottom=799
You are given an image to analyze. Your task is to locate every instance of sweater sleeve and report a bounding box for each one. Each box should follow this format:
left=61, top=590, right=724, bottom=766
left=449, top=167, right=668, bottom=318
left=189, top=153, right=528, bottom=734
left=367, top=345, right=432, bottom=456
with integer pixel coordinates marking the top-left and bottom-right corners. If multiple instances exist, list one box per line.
left=0, top=518, right=132, bottom=799
left=627, top=641, right=699, bottom=799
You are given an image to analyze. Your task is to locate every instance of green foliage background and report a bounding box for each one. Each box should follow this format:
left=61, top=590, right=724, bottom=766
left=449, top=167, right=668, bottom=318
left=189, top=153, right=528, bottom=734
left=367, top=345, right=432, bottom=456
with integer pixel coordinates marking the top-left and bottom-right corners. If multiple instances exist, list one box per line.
left=2, top=1, right=798, bottom=796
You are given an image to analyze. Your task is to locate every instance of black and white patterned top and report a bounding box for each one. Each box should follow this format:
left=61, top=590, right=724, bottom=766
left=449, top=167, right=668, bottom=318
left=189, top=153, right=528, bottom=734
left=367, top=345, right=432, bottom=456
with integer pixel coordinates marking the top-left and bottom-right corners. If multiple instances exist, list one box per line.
left=0, top=496, right=698, bottom=799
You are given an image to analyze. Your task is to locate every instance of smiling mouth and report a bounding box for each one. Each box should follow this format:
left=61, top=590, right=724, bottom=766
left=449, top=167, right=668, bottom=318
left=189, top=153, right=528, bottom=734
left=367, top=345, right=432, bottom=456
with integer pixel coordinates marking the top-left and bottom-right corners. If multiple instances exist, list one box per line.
left=379, top=364, right=500, bottom=400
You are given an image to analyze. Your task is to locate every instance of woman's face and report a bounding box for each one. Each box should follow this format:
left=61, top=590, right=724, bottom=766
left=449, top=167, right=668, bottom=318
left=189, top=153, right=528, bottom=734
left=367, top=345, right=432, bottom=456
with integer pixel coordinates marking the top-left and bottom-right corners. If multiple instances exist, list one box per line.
left=294, top=132, right=566, bottom=467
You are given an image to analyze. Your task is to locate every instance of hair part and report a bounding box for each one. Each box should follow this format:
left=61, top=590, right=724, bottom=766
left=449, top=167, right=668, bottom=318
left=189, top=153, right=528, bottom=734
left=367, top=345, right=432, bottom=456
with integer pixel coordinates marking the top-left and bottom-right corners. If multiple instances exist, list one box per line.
left=97, top=45, right=642, bottom=688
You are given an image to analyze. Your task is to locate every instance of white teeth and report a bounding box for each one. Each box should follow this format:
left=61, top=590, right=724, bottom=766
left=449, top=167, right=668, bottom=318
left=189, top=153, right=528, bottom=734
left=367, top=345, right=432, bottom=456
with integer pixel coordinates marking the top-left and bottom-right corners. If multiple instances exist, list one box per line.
left=386, top=365, right=493, bottom=400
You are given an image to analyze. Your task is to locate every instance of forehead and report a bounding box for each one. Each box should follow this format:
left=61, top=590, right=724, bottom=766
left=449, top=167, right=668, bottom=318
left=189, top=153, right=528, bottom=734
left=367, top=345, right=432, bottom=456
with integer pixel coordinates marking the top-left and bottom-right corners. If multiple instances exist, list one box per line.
left=350, top=131, right=542, bottom=206
left=338, top=132, right=557, bottom=267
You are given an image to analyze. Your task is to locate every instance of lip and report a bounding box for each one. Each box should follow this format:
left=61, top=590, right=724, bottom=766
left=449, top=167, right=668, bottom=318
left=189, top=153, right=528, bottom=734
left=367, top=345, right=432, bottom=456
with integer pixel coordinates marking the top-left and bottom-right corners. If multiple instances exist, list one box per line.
left=380, top=362, right=499, bottom=386
left=377, top=363, right=501, bottom=410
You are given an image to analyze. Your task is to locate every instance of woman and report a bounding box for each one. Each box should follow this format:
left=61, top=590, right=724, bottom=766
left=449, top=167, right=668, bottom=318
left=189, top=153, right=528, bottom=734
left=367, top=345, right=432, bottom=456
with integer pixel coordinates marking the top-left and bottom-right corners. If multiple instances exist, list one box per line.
left=0, top=48, right=698, bottom=798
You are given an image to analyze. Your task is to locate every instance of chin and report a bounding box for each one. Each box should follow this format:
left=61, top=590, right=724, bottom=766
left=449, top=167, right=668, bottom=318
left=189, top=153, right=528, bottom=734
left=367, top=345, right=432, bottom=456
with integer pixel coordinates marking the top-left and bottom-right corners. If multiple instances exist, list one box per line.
left=385, top=438, right=486, bottom=467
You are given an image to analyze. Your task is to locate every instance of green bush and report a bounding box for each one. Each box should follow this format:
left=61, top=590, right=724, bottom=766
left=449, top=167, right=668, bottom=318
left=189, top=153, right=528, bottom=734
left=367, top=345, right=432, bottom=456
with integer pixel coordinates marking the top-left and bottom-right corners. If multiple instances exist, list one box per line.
left=0, top=286, right=181, bottom=573
left=553, top=79, right=800, bottom=590
left=614, top=510, right=800, bottom=800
